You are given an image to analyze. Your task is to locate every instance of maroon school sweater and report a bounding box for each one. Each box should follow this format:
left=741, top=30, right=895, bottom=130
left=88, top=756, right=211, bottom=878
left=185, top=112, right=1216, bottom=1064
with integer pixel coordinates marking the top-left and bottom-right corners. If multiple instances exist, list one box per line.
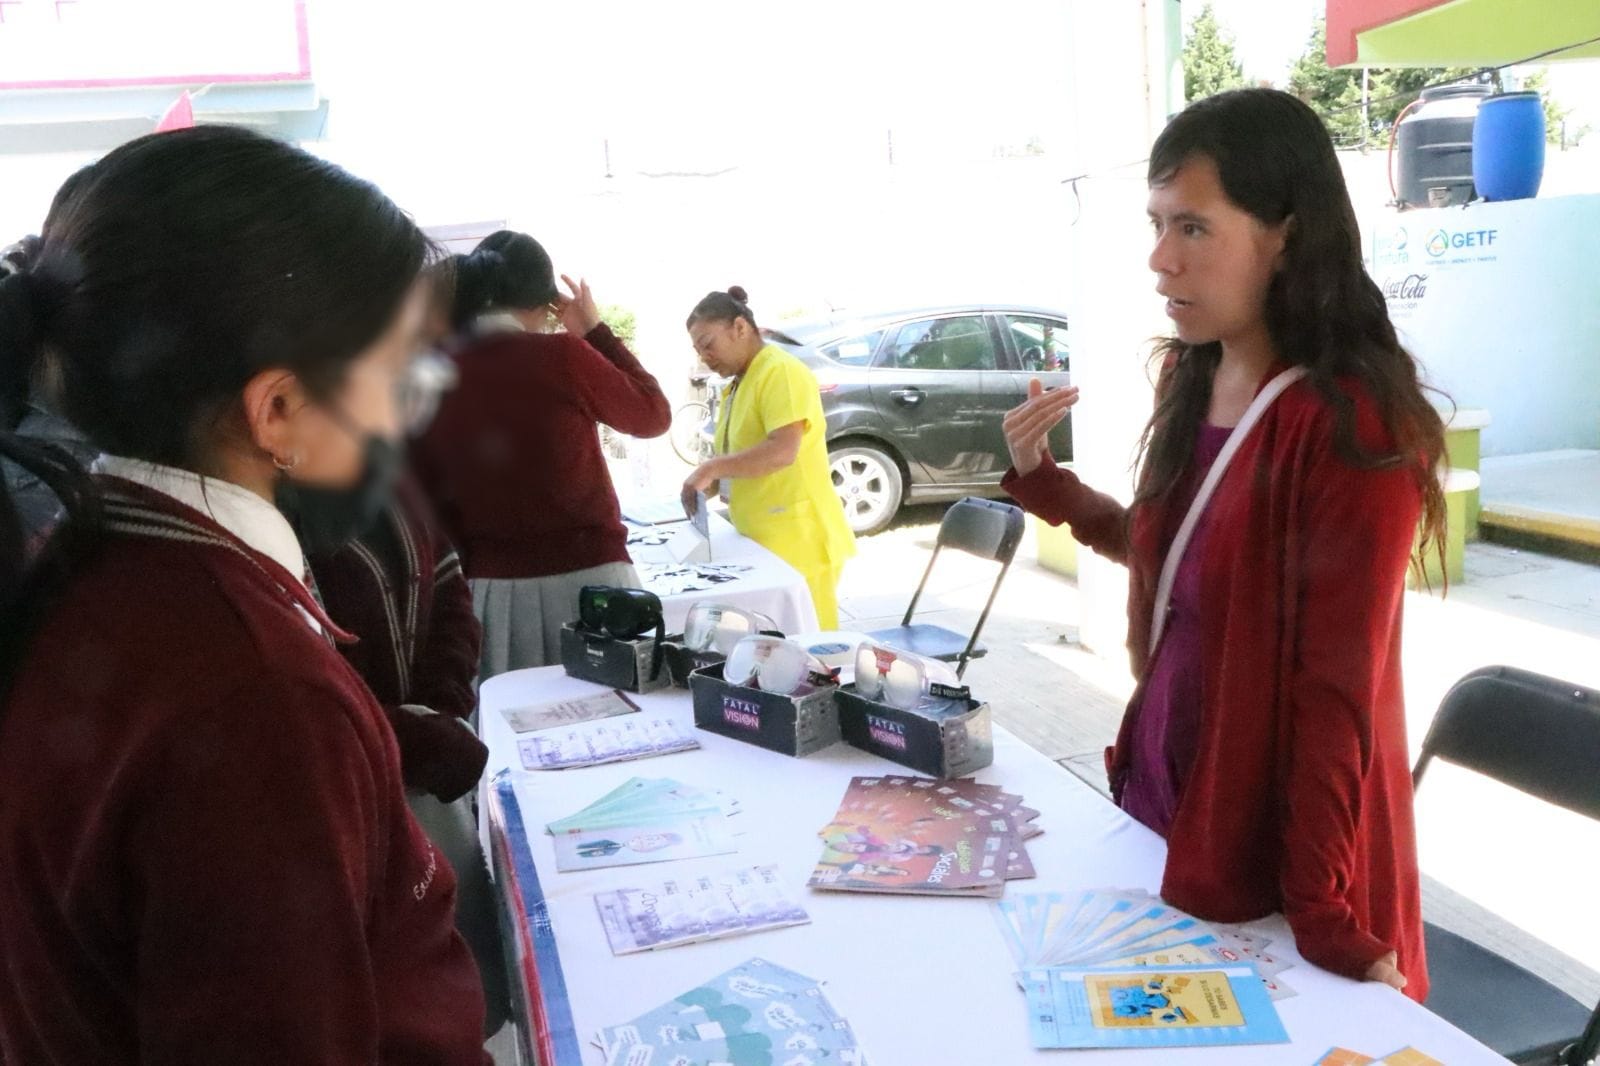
left=308, top=475, right=488, bottom=803
left=411, top=323, right=671, bottom=580
left=0, top=480, right=490, bottom=1065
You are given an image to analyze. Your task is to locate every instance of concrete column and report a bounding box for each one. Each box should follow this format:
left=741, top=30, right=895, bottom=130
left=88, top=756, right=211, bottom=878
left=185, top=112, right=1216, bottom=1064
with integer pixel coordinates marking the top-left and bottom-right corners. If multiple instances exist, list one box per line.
left=1060, top=0, right=1182, bottom=662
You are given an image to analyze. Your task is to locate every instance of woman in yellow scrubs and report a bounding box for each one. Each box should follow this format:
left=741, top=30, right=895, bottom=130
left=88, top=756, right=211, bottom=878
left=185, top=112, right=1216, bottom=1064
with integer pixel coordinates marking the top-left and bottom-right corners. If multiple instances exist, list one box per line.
left=682, top=287, right=857, bottom=629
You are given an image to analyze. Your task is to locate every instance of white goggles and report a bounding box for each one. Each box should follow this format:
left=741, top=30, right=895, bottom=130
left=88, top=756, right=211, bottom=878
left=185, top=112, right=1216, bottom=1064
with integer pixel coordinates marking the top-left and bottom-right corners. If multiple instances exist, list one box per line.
left=682, top=602, right=779, bottom=656
left=853, top=642, right=970, bottom=711
left=725, top=635, right=837, bottom=696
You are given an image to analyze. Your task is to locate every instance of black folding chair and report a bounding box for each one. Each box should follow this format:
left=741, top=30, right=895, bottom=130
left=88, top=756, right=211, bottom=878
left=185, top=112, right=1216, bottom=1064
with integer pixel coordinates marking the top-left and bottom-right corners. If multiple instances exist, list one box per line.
left=866, top=497, right=1024, bottom=679
left=1412, top=665, right=1600, bottom=1065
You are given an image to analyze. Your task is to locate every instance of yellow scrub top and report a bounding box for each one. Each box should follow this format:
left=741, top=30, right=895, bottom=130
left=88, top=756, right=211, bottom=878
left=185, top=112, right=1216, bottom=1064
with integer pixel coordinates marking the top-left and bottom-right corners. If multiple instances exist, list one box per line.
left=716, top=345, right=857, bottom=627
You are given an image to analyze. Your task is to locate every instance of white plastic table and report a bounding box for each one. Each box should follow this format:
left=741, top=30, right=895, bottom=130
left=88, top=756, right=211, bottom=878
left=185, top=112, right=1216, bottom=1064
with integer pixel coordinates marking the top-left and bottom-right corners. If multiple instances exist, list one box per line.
left=626, top=513, right=818, bottom=637
left=479, top=667, right=1506, bottom=1066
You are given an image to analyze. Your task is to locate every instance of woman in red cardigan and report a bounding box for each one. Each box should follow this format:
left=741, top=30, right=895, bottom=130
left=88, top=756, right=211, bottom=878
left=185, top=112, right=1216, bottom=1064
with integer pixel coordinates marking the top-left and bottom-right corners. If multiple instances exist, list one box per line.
left=1002, top=89, right=1445, bottom=1000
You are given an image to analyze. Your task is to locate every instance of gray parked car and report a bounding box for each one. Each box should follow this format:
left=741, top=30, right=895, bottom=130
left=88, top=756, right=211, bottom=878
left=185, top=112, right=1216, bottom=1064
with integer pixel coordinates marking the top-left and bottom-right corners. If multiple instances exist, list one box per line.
left=764, top=305, right=1073, bottom=535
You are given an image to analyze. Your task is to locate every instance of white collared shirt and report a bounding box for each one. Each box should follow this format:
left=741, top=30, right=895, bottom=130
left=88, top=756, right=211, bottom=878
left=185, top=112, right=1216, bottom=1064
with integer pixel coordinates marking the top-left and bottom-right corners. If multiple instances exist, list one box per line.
left=94, top=455, right=309, bottom=589
left=472, top=310, right=529, bottom=336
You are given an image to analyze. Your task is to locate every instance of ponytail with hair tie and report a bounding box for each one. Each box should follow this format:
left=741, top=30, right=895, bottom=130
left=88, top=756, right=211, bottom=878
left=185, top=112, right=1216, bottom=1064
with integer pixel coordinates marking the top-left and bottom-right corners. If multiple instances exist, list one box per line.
left=448, top=230, right=557, bottom=329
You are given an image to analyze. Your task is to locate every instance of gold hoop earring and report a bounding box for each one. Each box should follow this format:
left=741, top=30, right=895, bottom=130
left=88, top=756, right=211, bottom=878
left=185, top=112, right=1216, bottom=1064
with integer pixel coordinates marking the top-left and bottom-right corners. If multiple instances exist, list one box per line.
left=273, top=451, right=302, bottom=472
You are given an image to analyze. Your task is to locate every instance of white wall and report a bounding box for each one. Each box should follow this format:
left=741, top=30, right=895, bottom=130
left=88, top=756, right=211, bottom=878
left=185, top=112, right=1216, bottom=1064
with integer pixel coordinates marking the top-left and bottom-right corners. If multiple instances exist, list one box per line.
left=1057, top=0, right=1175, bottom=660
left=1362, top=191, right=1600, bottom=456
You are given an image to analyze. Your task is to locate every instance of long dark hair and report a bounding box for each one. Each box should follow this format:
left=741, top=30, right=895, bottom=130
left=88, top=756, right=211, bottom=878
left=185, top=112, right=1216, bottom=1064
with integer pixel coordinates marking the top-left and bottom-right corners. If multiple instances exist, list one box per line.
left=0, top=125, right=427, bottom=658
left=448, top=229, right=557, bottom=329
left=1135, top=88, right=1447, bottom=573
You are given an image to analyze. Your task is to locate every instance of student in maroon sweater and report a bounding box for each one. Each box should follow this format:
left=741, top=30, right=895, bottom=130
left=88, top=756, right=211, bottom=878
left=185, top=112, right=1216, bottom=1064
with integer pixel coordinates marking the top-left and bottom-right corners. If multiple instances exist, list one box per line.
left=1001, top=90, right=1446, bottom=1000
left=298, top=472, right=510, bottom=1037
left=0, top=127, right=489, bottom=1063
left=411, top=230, right=671, bottom=678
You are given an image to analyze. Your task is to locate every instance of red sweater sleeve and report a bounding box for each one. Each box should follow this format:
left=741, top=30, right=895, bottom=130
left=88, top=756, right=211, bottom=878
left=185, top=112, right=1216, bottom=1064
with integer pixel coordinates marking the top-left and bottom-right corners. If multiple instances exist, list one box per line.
left=571, top=323, right=672, bottom=438
left=1279, top=419, right=1421, bottom=980
left=1001, top=461, right=1132, bottom=565
left=411, top=543, right=480, bottom=723
left=397, top=540, right=489, bottom=802
left=129, top=673, right=385, bottom=1064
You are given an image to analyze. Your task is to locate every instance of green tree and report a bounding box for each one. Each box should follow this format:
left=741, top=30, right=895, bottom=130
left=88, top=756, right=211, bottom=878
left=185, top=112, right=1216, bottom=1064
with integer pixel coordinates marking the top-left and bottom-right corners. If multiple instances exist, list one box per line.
left=1183, top=3, right=1249, bottom=103
left=1521, top=69, right=1589, bottom=145
left=1288, top=18, right=1368, bottom=143
left=1372, top=65, right=1483, bottom=129
left=1289, top=16, right=1579, bottom=146
left=599, top=304, right=636, bottom=346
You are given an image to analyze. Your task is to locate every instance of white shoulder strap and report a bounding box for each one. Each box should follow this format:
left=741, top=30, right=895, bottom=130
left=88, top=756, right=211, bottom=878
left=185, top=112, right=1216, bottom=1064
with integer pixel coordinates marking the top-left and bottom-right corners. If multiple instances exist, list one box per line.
left=1148, top=365, right=1309, bottom=653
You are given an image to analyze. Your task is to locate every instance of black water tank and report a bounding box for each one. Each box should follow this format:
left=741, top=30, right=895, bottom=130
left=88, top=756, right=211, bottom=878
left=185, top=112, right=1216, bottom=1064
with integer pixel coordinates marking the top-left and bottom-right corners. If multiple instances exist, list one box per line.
left=1396, top=83, right=1490, bottom=210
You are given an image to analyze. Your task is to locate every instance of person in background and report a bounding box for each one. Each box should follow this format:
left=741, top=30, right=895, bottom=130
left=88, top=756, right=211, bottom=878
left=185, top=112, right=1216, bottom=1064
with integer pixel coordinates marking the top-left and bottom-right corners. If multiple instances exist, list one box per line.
left=411, top=230, right=671, bottom=678
left=282, top=254, right=509, bottom=1038
left=1000, top=89, right=1442, bottom=1000
left=682, top=287, right=856, bottom=629
left=1, top=163, right=101, bottom=559
left=420, top=255, right=459, bottom=350
left=291, top=467, right=511, bottom=1038
left=0, top=126, right=489, bottom=1063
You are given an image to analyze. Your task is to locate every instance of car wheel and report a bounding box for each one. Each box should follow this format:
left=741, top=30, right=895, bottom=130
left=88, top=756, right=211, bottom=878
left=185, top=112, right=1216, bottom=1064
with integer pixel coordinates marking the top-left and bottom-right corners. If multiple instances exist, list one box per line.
left=829, top=444, right=903, bottom=536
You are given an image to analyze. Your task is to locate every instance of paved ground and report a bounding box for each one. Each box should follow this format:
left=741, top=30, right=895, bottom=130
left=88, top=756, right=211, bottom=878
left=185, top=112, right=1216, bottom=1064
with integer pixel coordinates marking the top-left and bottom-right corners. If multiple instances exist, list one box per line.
left=1481, top=449, right=1600, bottom=551
left=839, top=503, right=1600, bottom=1008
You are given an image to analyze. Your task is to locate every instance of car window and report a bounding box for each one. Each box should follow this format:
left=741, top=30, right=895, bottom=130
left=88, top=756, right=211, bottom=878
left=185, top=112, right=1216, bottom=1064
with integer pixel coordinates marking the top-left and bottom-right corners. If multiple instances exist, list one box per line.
left=883, top=316, right=997, bottom=371
left=819, top=330, right=885, bottom=367
left=1004, top=315, right=1069, bottom=373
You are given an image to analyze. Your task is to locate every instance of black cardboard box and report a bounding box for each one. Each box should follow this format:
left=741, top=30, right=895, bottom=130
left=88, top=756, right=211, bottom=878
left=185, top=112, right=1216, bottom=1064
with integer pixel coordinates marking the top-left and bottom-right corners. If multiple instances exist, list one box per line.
left=687, top=662, right=842, bottom=757
left=559, top=623, right=672, bottom=695
left=835, top=685, right=995, bottom=777
left=661, top=641, right=726, bottom=689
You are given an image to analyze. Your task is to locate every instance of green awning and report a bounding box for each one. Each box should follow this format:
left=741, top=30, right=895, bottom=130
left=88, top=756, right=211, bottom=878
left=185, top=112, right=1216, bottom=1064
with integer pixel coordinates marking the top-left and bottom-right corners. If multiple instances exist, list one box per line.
left=1328, top=0, right=1600, bottom=68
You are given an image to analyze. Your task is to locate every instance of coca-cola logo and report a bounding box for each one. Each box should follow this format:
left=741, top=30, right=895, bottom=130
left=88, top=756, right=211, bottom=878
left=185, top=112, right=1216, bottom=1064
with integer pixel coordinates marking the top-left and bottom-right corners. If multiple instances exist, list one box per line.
left=1380, top=273, right=1429, bottom=301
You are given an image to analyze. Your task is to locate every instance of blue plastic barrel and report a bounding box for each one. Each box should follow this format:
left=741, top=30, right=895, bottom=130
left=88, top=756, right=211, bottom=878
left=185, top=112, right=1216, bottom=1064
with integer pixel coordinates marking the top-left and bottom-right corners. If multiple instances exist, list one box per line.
left=1473, top=92, right=1545, bottom=201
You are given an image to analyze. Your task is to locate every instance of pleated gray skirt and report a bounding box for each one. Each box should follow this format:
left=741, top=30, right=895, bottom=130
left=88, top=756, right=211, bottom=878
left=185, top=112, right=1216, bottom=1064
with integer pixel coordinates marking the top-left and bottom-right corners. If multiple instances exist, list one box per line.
left=470, top=561, right=641, bottom=682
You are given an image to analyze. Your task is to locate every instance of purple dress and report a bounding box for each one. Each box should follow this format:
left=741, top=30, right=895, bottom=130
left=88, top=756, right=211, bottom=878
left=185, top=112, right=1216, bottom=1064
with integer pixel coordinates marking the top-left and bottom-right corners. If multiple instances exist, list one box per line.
left=1120, top=422, right=1233, bottom=838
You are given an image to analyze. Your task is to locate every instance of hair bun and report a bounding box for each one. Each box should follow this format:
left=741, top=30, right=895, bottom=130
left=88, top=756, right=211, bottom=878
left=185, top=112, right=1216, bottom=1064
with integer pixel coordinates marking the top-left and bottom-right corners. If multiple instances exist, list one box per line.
left=727, top=285, right=748, bottom=304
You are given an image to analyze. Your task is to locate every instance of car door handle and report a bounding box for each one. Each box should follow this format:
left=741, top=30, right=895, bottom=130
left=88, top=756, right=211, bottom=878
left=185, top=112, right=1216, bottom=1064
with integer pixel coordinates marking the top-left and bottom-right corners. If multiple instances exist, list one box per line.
left=889, top=388, right=925, bottom=406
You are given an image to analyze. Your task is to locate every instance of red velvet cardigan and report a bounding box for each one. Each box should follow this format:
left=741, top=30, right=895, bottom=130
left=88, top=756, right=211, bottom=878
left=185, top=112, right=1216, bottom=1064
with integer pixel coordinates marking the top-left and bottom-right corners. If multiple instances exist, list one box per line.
left=1003, top=370, right=1429, bottom=1001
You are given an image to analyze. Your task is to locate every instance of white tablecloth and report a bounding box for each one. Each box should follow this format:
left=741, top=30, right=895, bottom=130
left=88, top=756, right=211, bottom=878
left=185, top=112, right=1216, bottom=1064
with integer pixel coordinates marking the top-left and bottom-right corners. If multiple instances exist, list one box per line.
left=625, top=513, right=818, bottom=637
left=479, top=668, right=1506, bottom=1065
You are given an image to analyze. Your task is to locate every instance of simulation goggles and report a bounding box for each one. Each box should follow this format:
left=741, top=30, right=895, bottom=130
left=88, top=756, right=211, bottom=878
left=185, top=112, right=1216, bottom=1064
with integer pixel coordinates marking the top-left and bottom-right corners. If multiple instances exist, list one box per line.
left=682, top=603, right=780, bottom=656
left=724, top=635, right=838, bottom=696
left=578, top=586, right=664, bottom=639
left=853, top=642, right=971, bottom=711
